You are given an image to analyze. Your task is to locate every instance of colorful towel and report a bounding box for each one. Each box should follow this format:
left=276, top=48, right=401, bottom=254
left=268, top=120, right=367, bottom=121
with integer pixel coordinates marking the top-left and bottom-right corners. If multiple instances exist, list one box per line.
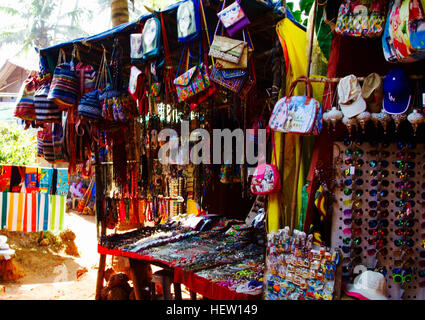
left=0, top=165, right=12, bottom=192
left=39, top=168, right=54, bottom=194
left=49, top=195, right=65, bottom=231
left=56, top=168, right=69, bottom=196
left=24, top=167, right=39, bottom=193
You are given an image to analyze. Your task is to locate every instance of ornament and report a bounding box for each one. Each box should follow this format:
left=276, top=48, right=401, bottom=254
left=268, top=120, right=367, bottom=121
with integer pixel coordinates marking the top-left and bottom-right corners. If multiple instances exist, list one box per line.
left=342, top=116, right=357, bottom=137
left=327, top=107, right=343, bottom=131
left=379, top=111, right=391, bottom=134
left=407, top=109, right=424, bottom=135
left=391, top=113, right=407, bottom=132
left=356, top=111, right=371, bottom=134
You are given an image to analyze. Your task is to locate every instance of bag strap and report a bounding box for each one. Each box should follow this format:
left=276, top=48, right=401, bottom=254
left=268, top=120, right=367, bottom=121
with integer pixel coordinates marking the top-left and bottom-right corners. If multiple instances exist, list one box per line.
left=57, top=49, right=67, bottom=65
left=286, top=76, right=314, bottom=104
left=265, top=126, right=278, bottom=167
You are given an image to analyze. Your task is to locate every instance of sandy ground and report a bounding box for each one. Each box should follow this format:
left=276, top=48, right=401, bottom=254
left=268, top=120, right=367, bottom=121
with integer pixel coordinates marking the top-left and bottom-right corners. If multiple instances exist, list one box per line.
left=0, top=211, right=101, bottom=300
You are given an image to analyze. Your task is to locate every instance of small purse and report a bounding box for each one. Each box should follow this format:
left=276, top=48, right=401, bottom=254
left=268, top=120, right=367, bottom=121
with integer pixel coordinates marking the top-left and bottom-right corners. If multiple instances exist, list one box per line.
left=217, top=0, right=250, bottom=37
left=130, top=22, right=144, bottom=62
left=268, top=76, right=322, bottom=135
left=141, top=17, right=162, bottom=61
left=250, top=130, right=280, bottom=195
left=210, top=66, right=247, bottom=93
left=209, top=35, right=247, bottom=64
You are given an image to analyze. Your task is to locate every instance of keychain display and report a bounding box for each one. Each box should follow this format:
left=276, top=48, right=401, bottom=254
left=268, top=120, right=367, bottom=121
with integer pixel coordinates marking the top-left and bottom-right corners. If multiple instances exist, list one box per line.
left=265, top=227, right=340, bottom=300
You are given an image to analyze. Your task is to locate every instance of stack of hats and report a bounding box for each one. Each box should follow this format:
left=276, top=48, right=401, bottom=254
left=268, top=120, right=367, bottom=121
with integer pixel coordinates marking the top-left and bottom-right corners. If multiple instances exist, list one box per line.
left=0, top=235, right=15, bottom=260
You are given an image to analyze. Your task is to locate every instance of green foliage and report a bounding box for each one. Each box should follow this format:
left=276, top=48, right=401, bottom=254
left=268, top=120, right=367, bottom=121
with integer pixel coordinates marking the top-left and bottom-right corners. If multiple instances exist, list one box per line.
left=287, top=0, right=314, bottom=26
left=0, top=122, right=37, bottom=166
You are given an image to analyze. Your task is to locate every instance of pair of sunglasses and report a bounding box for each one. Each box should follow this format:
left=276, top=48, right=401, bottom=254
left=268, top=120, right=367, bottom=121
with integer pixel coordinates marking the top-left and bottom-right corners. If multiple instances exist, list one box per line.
left=369, top=160, right=389, bottom=168
left=343, top=199, right=363, bottom=208
left=394, top=239, right=415, bottom=247
left=370, top=179, right=390, bottom=187
left=343, top=218, right=363, bottom=226
left=395, top=210, right=415, bottom=219
left=368, top=228, right=388, bottom=237
left=369, top=150, right=390, bottom=158
left=369, top=209, right=390, bottom=218
left=395, top=181, right=416, bottom=190
left=394, top=160, right=416, bottom=170
left=345, top=158, right=364, bottom=167
left=344, top=188, right=364, bottom=197
left=396, top=170, right=415, bottom=179
left=342, top=246, right=362, bottom=255
left=394, top=219, right=416, bottom=228
left=395, top=200, right=416, bottom=208
left=392, top=268, right=413, bottom=284
left=397, top=141, right=416, bottom=150
left=343, top=208, right=364, bottom=216
left=369, top=200, right=389, bottom=209
left=368, top=237, right=388, bottom=247
left=396, top=151, right=417, bottom=160
left=396, top=190, right=416, bottom=199
left=369, top=219, right=389, bottom=228
left=395, top=228, right=415, bottom=237
left=343, top=237, right=362, bottom=245
left=343, top=227, right=362, bottom=236
left=369, top=189, right=388, bottom=197
left=345, top=148, right=364, bottom=157
left=368, top=248, right=388, bottom=257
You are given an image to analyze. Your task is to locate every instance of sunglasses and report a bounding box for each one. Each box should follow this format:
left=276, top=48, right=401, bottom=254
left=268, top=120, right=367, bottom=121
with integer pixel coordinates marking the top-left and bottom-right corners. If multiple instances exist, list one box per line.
left=369, top=209, right=390, bottom=218
left=395, top=248, right=415, bottom=257
left=345, top=158, right=364, bottom=167
left=394, top=239, right=415, bottom=247
left=344, top=179, right=353, bottom=186
left=343, top=218, right=363, bottom=226
left=345, top=149, right=363, bottom=157
left=369, top=150, right=390, bottom=158
left=395, top=228, right=415, bottom=237
left=419, top=270, right=425, bottom=278
left=369, top=160, right=389, bottom=168
left=397, top=141, right=416, bottom=150
left=395, top=200, right=415, bottom=208
left=368, top=228, right=388, bottom=237
left=368, top=247, right=388, bottom=257
left=344, top=237, right=362, bottom=246
left=395, top=210, right=415, bottom=219
left=343, top=227, right=362, bottom=236
left=395, top=181, right=416, bottom=190
left=342, top=246, right=363, bottom=255
left=395, top=219, right=416, bottom=228
left=396, top=170, right=415, bottom=179
left=392, top=268, right=413, bottom=284
left=369, top=219, right=389, bottom=228
left=396, top=151, right=416, bottom=160
left=395, top=160, right=415, bottom=170
left=396, top=191, right=416, bottom=199
left=369, top=200, right=389, bottom=209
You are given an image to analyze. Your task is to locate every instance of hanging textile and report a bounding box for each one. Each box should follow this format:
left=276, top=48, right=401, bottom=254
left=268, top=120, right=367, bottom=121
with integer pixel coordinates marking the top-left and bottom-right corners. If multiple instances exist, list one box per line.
left=0, top=165, right=12, bottom=192
left=55, top=168, right=69, bottom=196
left=24, top=167, right=39, bottom=193
left=39, top=168, right=54, bottom=194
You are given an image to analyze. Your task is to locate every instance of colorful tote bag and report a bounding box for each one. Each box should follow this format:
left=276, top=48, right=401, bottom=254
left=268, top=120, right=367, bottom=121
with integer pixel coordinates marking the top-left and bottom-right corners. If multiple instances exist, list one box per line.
left=335, top=0, right=388, bottom=38
left=174, top=63, right=212, bottom=102
left=269, top=77, right=322, bottom=135
left=34, top=80, right=62, bottom=124
left=14, top=73, right=38, bottom=122
left=177, top=0, right=202, bottom=43
left=217, top=0, right=250, bottom=37
left=47, top=49, right=79, bottom=109
left=210, top=66, right=247, bottom=92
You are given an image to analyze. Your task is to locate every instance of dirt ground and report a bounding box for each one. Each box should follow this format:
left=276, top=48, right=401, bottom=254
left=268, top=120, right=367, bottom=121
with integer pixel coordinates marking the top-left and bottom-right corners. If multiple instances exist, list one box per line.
left=0, top=211, right=102, bottom=300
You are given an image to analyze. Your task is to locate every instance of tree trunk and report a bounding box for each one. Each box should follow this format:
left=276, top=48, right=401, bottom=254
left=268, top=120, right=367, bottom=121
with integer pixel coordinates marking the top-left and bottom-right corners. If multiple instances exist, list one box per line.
left=111, top=0, right=129, bottom=27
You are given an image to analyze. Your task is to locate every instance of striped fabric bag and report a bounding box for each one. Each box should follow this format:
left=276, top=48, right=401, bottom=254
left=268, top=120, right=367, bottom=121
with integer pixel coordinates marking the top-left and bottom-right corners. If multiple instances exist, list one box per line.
left=14, top=74, right=38, bottom=121
left=47, top=49, right=79, bottom=109
left=34, top=80, right=62, bottom=124
left=75, top=62, right=96, bottom=96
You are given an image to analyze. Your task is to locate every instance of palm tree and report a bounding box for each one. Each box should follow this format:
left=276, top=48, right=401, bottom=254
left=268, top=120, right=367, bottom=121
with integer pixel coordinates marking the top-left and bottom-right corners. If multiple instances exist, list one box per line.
left=0, top=0, right=92, bottom=53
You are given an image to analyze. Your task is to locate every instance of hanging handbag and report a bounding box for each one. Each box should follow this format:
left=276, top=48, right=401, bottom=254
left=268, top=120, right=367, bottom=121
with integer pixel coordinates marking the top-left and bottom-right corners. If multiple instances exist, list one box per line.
left=250, top=129, right=280, bottom=195
left=130, top=22, right=144, bottom=62
left=210, top=67, right=247, bottom=92
left=268, top=76, right=322, bottom=135
left=177, top=0, right=202, bottom=43
left=174, top=46, right=212, bottom=103
left=141, top=17, right=162, bottom=61
left=409, top=0, right=425, bottom=50
left=15, top=73, right=39, bottom=122
left=335, top=0, right=388, bottom=38
left=217, top=0, right=250, bottom=37
left=47, top=49, right=79, bottom=109
left=34, top=74, right=62, bottom=124
left=75, top=62, right=96, bottom=96
left=209, top=35, right=247, bottom=64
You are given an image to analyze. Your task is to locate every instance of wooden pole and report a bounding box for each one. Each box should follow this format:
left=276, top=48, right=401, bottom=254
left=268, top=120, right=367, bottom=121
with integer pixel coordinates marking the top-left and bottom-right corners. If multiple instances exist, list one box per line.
left=94, top=143, right=107, bottom=300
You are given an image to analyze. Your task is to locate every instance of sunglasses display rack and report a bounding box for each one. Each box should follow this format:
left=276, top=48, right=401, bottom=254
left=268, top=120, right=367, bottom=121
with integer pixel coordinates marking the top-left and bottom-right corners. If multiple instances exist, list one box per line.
left=331, top=140, right=425, bottom=300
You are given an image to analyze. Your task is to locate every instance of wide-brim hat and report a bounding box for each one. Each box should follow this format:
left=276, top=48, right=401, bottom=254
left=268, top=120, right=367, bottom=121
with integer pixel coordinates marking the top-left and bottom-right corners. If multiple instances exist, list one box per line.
left=344, top=270, right=388, bottom=300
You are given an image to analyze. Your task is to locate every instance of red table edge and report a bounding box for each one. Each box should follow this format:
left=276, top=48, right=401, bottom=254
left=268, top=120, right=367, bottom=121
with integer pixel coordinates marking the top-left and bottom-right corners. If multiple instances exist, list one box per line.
left=97, top=245, right=262, bottom=300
